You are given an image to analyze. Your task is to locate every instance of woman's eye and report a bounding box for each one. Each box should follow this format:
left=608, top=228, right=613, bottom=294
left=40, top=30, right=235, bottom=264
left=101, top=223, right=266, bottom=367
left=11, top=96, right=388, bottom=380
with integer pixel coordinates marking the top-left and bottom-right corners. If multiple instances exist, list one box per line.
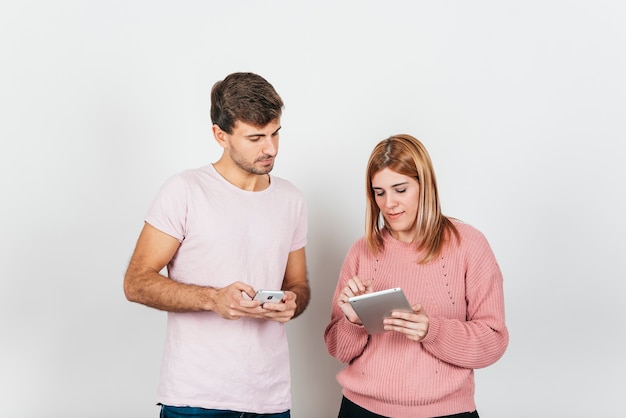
left=395, top=188, right=407, bottom=193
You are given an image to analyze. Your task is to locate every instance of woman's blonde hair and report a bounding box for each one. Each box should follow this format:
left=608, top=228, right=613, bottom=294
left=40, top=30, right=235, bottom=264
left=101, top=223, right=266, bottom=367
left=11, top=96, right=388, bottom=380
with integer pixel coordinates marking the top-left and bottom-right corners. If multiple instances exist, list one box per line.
left=365, top=134, right=459, bottom=263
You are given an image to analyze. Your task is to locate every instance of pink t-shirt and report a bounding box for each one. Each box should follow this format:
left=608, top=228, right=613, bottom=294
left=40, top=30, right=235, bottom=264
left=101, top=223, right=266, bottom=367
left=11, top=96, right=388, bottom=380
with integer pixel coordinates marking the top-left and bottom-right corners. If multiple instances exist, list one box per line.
left=146, top=164, right=307, bottom=413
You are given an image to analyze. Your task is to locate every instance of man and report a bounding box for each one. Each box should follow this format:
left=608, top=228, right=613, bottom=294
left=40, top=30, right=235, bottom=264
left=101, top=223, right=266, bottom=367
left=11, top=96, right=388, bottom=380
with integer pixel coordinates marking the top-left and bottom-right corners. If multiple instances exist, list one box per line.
left=124, top=72, right=310, bottom=418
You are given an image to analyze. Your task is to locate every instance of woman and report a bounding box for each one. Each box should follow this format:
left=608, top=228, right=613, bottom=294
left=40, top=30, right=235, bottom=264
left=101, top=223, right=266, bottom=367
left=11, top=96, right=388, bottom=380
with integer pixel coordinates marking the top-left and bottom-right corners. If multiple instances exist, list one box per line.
left=324, top=134, right=508, bottom=418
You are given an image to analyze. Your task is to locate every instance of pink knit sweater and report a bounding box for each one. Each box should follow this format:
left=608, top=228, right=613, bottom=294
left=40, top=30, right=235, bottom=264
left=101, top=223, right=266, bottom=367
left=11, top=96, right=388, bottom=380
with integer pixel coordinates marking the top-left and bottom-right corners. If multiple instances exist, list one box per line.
left=324, top=221, right=508, bottom=418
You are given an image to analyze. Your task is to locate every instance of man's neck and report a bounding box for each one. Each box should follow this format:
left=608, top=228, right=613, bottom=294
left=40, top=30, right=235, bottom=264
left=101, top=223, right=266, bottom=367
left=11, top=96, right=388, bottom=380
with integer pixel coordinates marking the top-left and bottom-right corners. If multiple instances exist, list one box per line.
left=212, top=160, right=270, bottom=192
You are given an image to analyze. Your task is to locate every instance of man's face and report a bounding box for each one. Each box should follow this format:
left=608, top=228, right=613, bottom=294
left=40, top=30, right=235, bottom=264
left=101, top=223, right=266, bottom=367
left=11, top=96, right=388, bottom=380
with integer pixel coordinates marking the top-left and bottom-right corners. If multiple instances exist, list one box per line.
left=223, top=119, right=281, bottom=175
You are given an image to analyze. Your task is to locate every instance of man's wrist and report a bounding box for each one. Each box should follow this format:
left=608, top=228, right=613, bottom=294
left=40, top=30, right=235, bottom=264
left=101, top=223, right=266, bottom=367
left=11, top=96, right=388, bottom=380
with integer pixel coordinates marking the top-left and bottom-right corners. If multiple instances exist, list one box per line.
left=201, top=286, right=218, bottom=311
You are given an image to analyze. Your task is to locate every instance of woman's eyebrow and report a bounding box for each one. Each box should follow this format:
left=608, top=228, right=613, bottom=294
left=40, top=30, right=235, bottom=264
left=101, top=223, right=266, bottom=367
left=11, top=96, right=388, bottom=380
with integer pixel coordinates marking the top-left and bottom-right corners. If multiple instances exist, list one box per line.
left=372, top=182, right=409, bottom=189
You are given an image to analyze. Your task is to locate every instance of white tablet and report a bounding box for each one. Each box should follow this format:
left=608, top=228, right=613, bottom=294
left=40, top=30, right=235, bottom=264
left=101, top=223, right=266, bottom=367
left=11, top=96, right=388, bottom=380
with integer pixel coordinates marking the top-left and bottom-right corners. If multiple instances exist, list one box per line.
left=348, top=288, right=413, bottom=334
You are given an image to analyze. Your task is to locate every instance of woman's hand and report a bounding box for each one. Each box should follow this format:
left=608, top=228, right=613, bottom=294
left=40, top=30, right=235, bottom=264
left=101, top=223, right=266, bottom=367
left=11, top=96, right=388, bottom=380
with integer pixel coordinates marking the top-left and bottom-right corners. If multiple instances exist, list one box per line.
left=383, top=304, right=430, bottom=342
left=336, top=276, right=372, bottom=325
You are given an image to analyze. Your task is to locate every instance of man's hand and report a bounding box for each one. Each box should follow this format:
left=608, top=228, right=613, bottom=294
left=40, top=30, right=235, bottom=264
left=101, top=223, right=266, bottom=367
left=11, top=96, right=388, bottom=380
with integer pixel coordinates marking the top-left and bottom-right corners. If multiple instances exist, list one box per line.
left=246, top=290, right=297, bottom=323
left=210, top=282, right=296, bottom=323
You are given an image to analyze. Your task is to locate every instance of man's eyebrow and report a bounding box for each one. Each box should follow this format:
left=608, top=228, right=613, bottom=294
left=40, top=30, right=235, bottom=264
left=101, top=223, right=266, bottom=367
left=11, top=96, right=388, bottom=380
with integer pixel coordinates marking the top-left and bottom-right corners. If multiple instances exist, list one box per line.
left=244, top=126, right=282, bottom=138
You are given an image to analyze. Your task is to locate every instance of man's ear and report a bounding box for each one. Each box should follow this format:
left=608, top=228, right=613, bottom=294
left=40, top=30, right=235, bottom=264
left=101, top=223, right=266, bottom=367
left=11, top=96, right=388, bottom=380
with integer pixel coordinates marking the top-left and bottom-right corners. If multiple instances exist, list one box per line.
left=212, top=124, right=228, bottom=149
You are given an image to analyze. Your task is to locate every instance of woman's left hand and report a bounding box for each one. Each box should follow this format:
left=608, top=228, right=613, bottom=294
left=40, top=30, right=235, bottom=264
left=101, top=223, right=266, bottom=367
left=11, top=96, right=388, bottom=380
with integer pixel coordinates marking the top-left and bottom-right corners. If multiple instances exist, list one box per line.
left=383, top=304, right=430, bottom=342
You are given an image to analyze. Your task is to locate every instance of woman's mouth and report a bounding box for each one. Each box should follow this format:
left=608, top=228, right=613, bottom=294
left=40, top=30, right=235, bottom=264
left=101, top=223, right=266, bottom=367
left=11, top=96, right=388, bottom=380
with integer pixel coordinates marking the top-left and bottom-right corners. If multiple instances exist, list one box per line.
left=386, top=211, right=403, bottom=220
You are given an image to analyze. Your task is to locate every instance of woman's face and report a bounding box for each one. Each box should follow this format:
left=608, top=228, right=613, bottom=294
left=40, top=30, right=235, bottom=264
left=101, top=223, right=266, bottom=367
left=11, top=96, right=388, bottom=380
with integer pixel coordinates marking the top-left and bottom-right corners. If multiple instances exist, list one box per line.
left=371, top=167, right=420, bottom=243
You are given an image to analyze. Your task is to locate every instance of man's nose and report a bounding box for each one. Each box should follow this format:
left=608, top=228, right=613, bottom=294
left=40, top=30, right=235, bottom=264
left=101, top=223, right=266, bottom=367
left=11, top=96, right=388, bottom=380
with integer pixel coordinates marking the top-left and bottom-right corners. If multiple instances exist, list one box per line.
left=263, top=137, right=277, bottom=155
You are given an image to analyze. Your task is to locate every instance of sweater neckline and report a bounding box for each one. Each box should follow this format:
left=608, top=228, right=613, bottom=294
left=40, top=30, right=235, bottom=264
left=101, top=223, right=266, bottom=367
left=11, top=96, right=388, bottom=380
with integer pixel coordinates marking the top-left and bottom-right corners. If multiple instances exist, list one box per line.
left=382, top=229, right=421, bottom=252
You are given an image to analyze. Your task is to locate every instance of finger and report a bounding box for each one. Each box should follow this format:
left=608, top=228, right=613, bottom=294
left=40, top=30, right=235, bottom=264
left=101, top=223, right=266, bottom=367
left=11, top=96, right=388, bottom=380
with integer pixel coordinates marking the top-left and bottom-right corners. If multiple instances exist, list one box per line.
left=258, top=306, right=295, bottom=322
left=352, top=276, right=366, bottom=292
left=345, top=280, right=358, bottom=295
left=232, top=281, right=256, bottom=297
left=260, top=301, right=288, bottom=312
left=411, top=303, right=424, bottom=313
left=384, top=317, right=416, bottom=329
left=390, top=311, right=417, bottom=321
left=349, top=276, right=368, bottom=293
left=282, top=291, right=296, bottom=302
left=384, top=321, right=425, bottom=340
left=239, top=299, right=259, bottom=308
left=343, top=284, right=357, bottom=298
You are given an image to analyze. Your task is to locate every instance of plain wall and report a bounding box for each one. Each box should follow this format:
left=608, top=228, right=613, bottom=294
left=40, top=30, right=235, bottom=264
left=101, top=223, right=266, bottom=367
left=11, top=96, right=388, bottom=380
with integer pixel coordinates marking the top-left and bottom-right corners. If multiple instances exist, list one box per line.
left=1, top=1, right=625, bottom=417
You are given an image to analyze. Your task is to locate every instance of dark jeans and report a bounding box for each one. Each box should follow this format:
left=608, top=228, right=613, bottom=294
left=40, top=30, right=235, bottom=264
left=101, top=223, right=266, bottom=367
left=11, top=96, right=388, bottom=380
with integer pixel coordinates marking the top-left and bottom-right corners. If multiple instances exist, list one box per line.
left=160, top=405, right=290, bottom=418
left=338, top=396, right=479, bottom=418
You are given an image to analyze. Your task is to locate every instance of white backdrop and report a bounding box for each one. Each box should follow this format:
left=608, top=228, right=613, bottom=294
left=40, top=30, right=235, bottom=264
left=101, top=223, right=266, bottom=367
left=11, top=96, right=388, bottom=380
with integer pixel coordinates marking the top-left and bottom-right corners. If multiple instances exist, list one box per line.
left=1, top=1, right=625, bottom=417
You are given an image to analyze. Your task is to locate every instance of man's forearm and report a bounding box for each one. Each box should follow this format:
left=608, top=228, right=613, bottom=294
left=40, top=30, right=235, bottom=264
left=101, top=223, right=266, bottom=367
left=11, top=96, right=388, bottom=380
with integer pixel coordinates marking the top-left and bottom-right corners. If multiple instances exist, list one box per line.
left=284, top=280, right=310, bottom=319
left=124, top=268, right=216, bottom=312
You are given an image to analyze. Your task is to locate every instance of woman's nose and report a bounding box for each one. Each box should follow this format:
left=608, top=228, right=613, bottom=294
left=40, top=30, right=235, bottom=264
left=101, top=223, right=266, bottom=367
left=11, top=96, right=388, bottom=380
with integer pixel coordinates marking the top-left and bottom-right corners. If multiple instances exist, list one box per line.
left=384, top=195, right=397, bottom=208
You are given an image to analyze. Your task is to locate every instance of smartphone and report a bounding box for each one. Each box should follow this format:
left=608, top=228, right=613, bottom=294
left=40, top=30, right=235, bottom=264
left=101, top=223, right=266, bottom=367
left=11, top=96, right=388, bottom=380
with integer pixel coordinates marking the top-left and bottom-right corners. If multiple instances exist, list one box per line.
left=253, top=289, right=285, bottom=304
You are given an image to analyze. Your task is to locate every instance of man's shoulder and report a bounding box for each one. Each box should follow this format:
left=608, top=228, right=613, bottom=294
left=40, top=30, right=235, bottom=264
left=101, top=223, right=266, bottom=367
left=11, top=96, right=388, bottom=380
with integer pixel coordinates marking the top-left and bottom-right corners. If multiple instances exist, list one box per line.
left=176, top=164, right=213, bottom=179
left=163, top=165, right=215, bottom=186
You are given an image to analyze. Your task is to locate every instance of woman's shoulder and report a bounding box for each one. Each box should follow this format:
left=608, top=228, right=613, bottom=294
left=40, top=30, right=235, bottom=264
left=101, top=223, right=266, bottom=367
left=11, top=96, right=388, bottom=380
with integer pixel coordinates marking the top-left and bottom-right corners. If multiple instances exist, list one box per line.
left=348, top=236, right=369, bottom=251
left=448, top=218, right=490, bottom=245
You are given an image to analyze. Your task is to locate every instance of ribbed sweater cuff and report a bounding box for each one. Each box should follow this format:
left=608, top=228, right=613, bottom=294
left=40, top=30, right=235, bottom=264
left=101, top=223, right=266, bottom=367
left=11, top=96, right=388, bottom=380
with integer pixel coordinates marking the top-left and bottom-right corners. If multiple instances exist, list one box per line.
left=421, top=317, right=440, bottom=344
left=342, top=316, right=369, bottom=336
